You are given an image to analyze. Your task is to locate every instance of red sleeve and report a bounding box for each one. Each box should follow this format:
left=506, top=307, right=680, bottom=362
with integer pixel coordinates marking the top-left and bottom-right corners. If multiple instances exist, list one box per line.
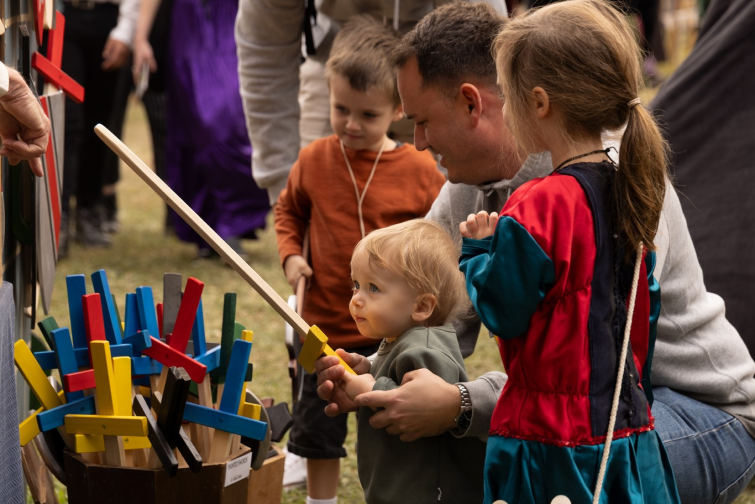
left=273, top=154, right=310, bottom=266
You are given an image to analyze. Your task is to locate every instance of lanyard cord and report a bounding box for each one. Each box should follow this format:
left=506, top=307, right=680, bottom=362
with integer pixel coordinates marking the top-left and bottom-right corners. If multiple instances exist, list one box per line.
left=340, top=139, right=386, bottom=239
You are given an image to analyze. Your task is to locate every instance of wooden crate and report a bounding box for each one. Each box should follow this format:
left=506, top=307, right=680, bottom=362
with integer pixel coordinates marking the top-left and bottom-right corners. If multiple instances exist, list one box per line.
left=64, top=447, right=251, bottom=504
left=247, top=444, right=285, bottom=504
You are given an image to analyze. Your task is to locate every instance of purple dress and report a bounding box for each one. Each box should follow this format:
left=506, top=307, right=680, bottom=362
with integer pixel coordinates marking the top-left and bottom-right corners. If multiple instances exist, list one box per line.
left=166, top=0, right=269, bottom=248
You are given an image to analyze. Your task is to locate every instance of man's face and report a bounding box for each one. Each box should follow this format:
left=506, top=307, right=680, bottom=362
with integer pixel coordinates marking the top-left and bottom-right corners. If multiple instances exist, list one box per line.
left=397, top=58, right=471, bottom=183
left=397, top=57, right=519, bottom=184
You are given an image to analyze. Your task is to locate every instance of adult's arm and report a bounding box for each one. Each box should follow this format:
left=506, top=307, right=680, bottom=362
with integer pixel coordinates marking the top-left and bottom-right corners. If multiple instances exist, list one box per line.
left=0, top=65, right=49, bottom=176
left=372, top=343, right=464, bottom=392
left=236, top=0, right=303, bottom=205
left=131, top=0, right=162, bottom=81
left=110, top=0, right=141, bottom=47
left=352, top=367, right=507, bottom=441
left=457, top=371, right=507, bottom=439
left=101, top=0, right=140, bottom=70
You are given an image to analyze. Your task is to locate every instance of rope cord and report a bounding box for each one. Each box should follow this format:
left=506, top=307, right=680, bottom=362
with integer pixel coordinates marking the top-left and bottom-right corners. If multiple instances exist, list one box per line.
left=592, top=243, right=644, bottom=504
left=340, top=139, right=386, bottom=239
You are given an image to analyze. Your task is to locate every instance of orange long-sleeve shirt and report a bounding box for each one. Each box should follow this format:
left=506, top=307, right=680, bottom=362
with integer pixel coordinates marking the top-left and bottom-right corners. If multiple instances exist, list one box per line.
left=275, top=135, right=445, bottom=349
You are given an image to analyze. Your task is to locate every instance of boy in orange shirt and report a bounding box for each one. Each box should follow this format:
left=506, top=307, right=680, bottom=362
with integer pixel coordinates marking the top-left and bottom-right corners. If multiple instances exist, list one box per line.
left=274, top=15, right=445, bottom=504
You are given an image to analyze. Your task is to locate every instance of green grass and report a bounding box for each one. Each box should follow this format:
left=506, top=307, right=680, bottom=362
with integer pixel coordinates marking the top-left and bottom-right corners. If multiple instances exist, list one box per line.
left=30, top=97, right=755, bottom=503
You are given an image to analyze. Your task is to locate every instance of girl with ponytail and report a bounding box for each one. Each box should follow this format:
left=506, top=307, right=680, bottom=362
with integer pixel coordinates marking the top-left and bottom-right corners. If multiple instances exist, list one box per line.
left=458, top=0, right=680, bottom=502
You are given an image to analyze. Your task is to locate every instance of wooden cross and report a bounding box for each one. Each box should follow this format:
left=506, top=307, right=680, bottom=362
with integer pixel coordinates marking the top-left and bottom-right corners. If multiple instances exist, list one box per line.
left=64, top=341, right=146, bottom=466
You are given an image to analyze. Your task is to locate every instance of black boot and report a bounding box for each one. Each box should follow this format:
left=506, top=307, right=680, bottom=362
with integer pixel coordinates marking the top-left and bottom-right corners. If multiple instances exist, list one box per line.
left=101, top=193, right=120, bottom=234
left=75, top=206, right=112, bottom=247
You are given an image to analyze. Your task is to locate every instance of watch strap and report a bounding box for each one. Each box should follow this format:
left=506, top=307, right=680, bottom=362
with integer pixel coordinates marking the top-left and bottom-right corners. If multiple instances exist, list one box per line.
left=453, top=384, right=473, bottom=433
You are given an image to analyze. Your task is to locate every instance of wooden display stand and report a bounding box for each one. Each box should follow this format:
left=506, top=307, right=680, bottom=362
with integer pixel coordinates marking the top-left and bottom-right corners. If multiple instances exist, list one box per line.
left=64, top=447, right=251, bottom=504
left=247, top=445, right=285, bottom=504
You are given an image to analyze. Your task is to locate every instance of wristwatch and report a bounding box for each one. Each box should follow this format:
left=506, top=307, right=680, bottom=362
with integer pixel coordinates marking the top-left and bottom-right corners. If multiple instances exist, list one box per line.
left=454, top=383, right=473, bottom=432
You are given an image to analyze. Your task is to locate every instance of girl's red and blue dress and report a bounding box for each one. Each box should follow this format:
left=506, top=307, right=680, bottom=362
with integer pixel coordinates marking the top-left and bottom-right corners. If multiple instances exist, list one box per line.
left=460, top=162, right=681, bottom=504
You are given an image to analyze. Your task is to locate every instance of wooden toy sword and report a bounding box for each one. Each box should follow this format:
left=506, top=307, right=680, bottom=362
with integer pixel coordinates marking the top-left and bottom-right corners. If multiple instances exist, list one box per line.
left=94, top=124, right=354, bottom=375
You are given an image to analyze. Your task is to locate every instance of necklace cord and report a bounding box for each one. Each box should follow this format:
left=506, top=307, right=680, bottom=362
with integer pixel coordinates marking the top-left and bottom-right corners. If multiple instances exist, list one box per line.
left=554, top=148, right=612, bottom=172
left=341, top=139, right=386, bottom=239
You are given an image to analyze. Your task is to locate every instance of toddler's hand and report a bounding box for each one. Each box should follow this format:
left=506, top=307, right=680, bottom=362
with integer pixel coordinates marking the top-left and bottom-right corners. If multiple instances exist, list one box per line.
left=460, top=211, right=499, bottom=239
left=339, top=372, right=376, bottom=402
left=315, top=349, right=372, bottom=417
left=283, top=254, right=313, bottom=292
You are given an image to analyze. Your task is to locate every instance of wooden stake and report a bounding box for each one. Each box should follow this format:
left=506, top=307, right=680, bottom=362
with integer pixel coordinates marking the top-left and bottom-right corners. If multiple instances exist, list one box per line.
left=156, top=366, right=169, bottom=396
left=21, top=445, right=42, bottom=503
left=132, top=447, right=148, bottom=468
left=208, top=430, right=232, bottom=463
left=176, top=448, right=188, bottom=469
left=124, top=448, right=135, bottom=467
left=196, top=376, right=214, bottom=459
left=103, top=436, right=126, bottom=467
left=149, top=375, right=160, bottom=396
left=215, top=383, right=224, bottom=409
left=21, top=443, right=58, bottom=504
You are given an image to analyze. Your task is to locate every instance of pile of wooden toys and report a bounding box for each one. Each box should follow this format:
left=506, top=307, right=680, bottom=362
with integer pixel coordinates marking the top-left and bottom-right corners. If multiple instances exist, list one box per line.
left=16, top=269, right=268, bottom=480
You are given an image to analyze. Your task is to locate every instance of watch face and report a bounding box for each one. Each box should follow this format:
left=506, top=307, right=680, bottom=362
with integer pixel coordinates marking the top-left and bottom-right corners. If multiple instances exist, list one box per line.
left=458, top=410, right=472, bottom=430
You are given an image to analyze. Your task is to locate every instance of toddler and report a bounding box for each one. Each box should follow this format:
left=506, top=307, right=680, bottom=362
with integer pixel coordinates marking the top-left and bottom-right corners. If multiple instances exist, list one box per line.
left=340, top=219, right=487, bottom=504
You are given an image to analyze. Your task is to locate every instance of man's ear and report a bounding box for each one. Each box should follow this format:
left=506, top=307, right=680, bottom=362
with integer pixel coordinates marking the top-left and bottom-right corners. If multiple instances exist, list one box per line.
left=392, top=103, right=404, bottom=122
left=459, top=83, right=484, bottom=126
left=412, top=294, right=438, bottom=323
left=532, top=86, right=550, bottom=120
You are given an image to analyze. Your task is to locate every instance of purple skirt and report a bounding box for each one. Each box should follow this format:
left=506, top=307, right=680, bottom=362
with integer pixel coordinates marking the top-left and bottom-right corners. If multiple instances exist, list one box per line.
left=165, top=0, right=269, bottom=247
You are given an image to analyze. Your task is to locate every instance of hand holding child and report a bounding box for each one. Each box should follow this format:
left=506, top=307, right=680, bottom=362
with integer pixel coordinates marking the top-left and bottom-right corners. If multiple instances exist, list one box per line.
left=315, top=350, right=372, bottom=416
left=460, top=211, right=499, bottom=239
left=283, top=254, right=313, bottom=292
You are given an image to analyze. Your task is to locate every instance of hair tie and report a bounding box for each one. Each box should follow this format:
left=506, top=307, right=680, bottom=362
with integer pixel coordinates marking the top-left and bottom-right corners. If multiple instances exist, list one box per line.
left=628, top=97, right=641, bottom=108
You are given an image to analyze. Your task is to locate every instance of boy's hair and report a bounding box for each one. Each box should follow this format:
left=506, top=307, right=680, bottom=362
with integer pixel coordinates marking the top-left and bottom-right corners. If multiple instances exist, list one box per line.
left=494, top=0, right=668, bottom=260
left=326, top=15, right=401, bottom=105
left=354, top=220, right=470, bottom=326
left=392, top=1, right=506, bottom=95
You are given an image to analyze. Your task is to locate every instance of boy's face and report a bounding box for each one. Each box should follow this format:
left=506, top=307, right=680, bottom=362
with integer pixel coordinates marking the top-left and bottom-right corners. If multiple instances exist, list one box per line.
left=349, top=248, right=420, bottom=341
left=329, top=74, right=402, bottom=152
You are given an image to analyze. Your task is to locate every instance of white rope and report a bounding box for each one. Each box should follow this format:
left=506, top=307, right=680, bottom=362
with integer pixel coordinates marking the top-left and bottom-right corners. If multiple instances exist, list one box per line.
left=592, top=243, right=644, bottom=504
left=340, top=139, right=386, bottom=239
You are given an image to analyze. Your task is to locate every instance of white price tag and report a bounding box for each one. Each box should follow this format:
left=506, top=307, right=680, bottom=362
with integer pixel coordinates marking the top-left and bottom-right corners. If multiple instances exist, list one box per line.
left=224, top=452, right=253, bottom=487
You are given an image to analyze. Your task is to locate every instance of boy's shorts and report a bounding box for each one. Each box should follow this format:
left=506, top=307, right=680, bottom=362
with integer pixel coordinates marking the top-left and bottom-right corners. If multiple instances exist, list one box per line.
left=287, top=342, right=380, bottom=460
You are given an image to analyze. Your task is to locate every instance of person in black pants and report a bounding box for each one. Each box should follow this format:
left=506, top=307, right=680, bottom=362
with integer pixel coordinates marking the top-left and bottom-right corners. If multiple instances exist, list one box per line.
left=60, top=1, right=134, bottom=256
